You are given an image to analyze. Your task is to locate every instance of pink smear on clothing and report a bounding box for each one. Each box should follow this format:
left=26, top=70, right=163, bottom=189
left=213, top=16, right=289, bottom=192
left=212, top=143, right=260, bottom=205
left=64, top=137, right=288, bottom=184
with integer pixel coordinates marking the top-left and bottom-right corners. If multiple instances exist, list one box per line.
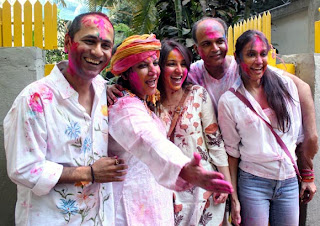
left=30, top=167, right=42, bottom=175
left=38, top=85, right=53, bottom=102
left=21, top=201, right=32, bottom=208
left=29, top=93, right=43, bottom=113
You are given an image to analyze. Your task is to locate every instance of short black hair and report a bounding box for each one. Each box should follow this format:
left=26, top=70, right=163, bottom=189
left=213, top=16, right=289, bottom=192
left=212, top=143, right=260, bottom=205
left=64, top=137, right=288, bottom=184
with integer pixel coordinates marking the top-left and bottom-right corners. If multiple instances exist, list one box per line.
left=67, top=12, right=114, bottom=40
left=192, top=17, right=228, bottom=44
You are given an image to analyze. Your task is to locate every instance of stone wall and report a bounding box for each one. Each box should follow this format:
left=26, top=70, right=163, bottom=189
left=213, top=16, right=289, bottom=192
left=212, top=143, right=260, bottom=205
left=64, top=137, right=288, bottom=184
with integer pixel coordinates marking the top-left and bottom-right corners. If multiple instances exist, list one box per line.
left=271, top=0, right=320, bottom=55
left=0, top=47, right=45, bottom=225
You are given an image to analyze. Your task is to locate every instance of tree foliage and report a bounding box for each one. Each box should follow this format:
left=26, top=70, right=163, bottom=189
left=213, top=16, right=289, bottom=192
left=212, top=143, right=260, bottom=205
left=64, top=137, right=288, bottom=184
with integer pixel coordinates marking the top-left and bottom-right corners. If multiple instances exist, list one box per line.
left=154, top=0, right=244, bottom=49
left=46, top=13, right=68, bottom=64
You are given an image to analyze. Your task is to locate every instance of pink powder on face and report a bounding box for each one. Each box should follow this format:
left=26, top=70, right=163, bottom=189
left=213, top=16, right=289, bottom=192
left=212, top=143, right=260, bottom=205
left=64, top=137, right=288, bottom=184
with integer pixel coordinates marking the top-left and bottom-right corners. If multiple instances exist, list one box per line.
left=241, top=62, right=251, bottom=76
left=81, top=16, right=112, bottom=40
left=129, top=71, right=144, bottom=94
left=203, top=21, right=226, bottom=39
left=94, top=18, right=109, bottom=39
left=253, top=37, right=265, bottom=53
left=182, top=68, right=188, bottom=83
left=198, top=48, right=205, bottom=59
left=67, top=42, right=81, bottom=76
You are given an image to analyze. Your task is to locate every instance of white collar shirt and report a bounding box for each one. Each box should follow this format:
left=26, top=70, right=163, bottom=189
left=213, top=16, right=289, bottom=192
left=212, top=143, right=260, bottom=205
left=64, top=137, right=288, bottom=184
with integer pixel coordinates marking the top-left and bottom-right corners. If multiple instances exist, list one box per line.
left=4, top=65, right=113, bottom=225
left=218, top=73, right=304, bottom=180
left=188, top=58, right=238, bottom=114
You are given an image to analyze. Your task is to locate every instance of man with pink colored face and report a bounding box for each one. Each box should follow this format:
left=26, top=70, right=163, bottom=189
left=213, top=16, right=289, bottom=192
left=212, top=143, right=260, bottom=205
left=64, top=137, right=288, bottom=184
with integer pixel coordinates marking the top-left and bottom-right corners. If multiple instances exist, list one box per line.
left=190, top=17, right=318, bottom=226
left=4, top=12, right=127, bottom=225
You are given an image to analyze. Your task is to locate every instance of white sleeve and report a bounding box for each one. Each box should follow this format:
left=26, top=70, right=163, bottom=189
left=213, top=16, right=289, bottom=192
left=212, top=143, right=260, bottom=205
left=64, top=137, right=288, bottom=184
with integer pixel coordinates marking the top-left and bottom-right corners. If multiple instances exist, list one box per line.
left=108, top=97, right=191, bottom=191
left=4, top=90, right=63, bottom=196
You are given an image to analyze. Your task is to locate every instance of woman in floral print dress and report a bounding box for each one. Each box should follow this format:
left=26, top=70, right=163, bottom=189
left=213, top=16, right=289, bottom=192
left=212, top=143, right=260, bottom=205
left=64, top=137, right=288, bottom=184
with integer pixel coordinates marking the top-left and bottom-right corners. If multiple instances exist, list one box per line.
left=156, top=40, right=232, bottom=226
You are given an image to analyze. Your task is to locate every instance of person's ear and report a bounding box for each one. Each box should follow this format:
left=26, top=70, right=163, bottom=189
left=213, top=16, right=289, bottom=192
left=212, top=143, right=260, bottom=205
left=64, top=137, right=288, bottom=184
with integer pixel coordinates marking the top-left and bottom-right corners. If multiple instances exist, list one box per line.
left=234, top=53, right=240, bottom=64
left=64, top=34, right=72, bottom=54
left=193, top=44, right=199, bottom=55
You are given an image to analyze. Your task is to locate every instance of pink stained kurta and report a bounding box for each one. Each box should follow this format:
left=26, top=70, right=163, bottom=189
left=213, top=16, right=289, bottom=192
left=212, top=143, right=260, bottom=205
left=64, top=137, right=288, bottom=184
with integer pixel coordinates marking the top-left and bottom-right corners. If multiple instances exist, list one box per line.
left=108, top=92, right=192, bottom=226
left=157, top=85, right=229, bottom=226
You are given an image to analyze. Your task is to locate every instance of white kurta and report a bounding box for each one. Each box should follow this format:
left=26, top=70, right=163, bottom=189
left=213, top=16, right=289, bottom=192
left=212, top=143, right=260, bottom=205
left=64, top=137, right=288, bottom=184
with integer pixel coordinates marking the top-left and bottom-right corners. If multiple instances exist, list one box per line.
left=108, top=92, right=192, bottom=226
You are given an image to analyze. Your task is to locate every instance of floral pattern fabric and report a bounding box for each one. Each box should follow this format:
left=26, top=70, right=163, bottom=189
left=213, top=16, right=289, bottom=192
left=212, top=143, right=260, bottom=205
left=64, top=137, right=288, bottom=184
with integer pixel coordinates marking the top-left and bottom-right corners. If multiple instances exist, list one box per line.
left=4, top=64, right=113, bottom=225
left=157, top=85, right=228, bottom=226
left=108, top=92, right=192, bottom=226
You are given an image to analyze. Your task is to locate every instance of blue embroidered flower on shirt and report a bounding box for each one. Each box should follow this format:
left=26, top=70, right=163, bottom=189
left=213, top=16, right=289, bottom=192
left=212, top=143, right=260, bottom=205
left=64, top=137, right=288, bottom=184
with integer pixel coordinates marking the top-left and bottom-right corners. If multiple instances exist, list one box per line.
left=57, top=199, right=79, bottom=215
left=82, top=137, right=92, bottom=154
left=65, top=121, right=81, bottom=139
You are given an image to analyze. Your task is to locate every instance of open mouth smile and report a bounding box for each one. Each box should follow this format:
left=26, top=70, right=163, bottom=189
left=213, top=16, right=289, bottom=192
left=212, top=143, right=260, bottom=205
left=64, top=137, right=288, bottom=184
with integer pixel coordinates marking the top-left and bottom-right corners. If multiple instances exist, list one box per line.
left=85, top=57, right=101, bottom=65
left=171, top=76, right=183, bottom=83
left=146, top=79, right=157, bottom=88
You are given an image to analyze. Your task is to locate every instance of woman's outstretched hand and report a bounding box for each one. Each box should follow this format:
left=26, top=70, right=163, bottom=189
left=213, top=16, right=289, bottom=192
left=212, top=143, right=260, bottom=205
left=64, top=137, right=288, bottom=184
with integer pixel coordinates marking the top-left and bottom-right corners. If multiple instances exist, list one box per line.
left=179, top=152, right=234, bottom=194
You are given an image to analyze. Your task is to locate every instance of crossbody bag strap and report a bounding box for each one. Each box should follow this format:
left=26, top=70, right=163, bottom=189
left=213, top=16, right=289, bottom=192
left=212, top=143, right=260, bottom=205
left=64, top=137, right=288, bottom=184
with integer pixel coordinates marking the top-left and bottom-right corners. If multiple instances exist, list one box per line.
left=229, top=88, right=301, bottom=180
left=167, top=89, right=190, bottom=142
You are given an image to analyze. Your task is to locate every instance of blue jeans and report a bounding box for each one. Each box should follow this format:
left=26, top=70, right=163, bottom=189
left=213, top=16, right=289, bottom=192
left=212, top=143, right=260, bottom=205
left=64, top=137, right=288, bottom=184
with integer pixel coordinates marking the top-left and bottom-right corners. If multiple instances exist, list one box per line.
left=238, top=169, right=299, bottom=226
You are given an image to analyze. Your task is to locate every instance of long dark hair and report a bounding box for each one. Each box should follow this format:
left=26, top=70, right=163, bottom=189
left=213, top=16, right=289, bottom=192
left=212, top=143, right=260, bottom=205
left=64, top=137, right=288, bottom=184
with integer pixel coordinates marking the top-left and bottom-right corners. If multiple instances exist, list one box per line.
left=235, top=30, right=293, bottom=132
left=157, top=39, right=192, bottom=101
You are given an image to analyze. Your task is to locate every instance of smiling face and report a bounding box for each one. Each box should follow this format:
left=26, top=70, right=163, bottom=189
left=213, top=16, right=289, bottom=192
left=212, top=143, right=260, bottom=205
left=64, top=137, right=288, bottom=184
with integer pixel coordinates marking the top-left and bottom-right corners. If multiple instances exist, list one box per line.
left=127, top=54, right=160, bottom=100
left=65, top=14, right=114, bottom=80
left=162, top=49, right=188, bottom=92
left=238, top=36, right=268, bottom=82
left=195, top=19, right=228, bottom=68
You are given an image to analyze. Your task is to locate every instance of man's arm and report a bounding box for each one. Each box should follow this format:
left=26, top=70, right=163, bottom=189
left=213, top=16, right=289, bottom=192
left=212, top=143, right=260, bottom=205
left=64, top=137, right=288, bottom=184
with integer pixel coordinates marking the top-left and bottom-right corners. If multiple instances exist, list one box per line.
left=228, top=156, right=241, bottom=226
left=284, top=71, right=319, bottom=168
left=284, top=71, right=318, bottom=203
left=58, top=157, right=127, bottom=184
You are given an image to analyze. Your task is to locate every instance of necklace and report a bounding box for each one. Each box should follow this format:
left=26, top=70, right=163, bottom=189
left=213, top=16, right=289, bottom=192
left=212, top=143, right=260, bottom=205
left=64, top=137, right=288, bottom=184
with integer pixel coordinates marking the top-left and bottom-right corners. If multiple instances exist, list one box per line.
left=123, top=89, right=153, bottom=117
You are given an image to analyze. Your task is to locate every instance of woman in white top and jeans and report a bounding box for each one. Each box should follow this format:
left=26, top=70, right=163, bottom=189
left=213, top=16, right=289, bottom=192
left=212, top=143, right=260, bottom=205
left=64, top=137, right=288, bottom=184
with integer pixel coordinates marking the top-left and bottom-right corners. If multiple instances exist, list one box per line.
left=218, top=30, right=303, bottom=226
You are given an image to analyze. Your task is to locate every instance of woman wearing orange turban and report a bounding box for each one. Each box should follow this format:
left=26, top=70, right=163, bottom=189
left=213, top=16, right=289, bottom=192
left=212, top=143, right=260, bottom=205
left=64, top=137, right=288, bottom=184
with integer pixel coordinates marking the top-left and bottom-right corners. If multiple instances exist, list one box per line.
left=107, top=34, right=233, bottom=225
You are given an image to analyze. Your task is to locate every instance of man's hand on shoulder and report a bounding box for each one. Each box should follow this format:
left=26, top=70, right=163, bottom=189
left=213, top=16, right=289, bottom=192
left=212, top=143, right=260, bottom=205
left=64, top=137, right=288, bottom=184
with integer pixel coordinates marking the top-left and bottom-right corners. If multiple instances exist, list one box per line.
left=107, top=84, right=124, bottom=106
